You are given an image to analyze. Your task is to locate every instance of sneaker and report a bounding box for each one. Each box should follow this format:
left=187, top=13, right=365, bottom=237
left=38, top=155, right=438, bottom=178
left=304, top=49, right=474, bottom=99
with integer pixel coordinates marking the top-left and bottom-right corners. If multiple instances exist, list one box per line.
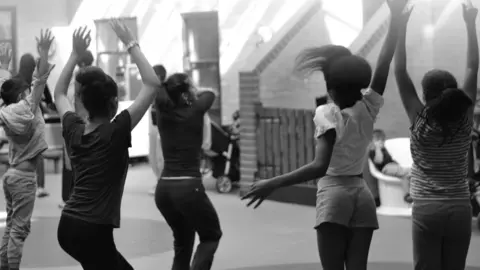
left=36, top=188, right=50, bottom=198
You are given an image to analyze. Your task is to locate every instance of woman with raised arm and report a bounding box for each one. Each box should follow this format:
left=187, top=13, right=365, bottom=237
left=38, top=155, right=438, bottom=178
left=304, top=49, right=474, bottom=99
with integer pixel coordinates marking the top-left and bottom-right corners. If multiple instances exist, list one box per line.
left=241, top=1, right=407, bottom=269
left=153, top=75, right=222, bottom=269
left=394, top=2, right=478, bottom=270
left=54, top=22, right=160, bottom=270
left=0, top=30, right=54, bottom=270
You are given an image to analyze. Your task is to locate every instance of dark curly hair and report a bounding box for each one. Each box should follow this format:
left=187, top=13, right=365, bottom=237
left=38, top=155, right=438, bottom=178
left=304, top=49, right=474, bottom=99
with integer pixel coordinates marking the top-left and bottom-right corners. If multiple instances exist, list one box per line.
left=0, top=76, right=30, bottom=106
left=296, top=45, right=372, bottom=109
left=75, top=66, right=118, bottom=120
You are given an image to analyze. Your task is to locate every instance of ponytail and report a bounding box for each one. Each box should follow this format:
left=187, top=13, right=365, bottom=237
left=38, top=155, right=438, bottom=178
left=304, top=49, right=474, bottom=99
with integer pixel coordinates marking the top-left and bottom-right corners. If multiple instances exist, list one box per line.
left=425, top=88, right=473, bottom=145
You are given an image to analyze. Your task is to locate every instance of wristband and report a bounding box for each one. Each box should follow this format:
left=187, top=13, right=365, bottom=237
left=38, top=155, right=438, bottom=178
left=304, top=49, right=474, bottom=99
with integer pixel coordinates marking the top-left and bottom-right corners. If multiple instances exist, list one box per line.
left=126, top=41, right=139, bottom=52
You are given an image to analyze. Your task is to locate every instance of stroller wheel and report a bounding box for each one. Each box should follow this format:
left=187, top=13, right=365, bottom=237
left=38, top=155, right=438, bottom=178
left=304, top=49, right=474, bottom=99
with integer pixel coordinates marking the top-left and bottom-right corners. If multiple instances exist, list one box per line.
left=216, top=175, right=233, bottom=193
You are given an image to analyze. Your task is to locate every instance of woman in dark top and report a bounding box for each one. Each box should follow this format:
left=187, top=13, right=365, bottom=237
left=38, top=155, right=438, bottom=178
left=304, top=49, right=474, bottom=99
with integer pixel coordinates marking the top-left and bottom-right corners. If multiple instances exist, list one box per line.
left=154, top=73, right=222, bottom=270
left=53, top=22, right=161, bottom=269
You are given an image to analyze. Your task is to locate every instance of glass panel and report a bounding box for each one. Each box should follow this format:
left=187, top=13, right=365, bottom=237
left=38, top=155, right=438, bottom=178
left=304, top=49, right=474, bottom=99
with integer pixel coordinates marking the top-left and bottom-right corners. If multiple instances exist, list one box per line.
left=0, top=11, right=12, bottom=40
left=95, top=18, right=138, bottom=52
left=97, top=53, right=130, bottom=101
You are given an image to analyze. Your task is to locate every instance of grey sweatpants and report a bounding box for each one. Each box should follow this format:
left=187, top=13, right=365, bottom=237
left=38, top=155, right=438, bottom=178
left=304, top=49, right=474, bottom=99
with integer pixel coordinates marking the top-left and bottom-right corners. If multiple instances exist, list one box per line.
left=412, top=199, right=472, bottom=270
left=0, top=168, right=36, bottom=270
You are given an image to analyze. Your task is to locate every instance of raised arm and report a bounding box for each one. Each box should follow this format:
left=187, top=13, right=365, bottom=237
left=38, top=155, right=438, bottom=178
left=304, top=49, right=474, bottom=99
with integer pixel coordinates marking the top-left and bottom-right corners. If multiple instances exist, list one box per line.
left=370, top=0, right=407, bottom=95
left=462, top=0, right=479, bottom=117
left=54, top=27, right=90, bottom=119
left=110, top=19, right=163, bottom=130
left=28, top=29, right=55, bottom=113
left=394, top=5, right=422, bottom=124
left=196, top=87, right=217, bottom=113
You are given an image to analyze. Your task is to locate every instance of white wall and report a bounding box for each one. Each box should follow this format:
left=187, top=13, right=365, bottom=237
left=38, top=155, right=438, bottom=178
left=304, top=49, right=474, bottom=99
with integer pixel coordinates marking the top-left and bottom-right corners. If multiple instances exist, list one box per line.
left=2, top=0, right=69, bottom=86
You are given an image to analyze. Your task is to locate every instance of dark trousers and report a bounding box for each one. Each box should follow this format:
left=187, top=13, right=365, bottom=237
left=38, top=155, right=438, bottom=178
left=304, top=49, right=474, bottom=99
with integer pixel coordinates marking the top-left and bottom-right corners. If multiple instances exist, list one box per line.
left=36, top=156, right=45, bottom=189
left=57, top=215, right=133, bottom=270
left=155, top=179, right=222, bottom=270
left=412, top=200, right=472, bottom=270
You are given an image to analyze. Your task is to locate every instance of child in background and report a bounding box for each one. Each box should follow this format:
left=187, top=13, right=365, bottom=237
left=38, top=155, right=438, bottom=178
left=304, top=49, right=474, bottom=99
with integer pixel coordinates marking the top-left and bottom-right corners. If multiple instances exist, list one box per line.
left=0, top=30, right=54, bottom=270
left=370, top=129, right=412, bottom=203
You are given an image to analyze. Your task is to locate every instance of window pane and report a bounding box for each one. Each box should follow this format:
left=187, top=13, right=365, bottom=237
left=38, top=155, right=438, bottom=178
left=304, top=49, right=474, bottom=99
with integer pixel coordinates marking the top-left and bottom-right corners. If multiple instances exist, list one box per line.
left=0, top=11, right=12, bottom=40
left=97, top=53, right=130, bottom=101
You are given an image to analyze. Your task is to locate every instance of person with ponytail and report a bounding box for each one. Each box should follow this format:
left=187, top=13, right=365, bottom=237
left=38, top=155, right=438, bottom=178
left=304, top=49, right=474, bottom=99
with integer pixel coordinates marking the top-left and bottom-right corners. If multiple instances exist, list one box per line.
left=241, top=1, right=408, bottom=269
left=0, top=30, right=54, bottom=270
left=153, top=72, right=221, bottom=270
left=394, top=1, right=478, bottom=269
left=54, top=21, right=161, bottom=269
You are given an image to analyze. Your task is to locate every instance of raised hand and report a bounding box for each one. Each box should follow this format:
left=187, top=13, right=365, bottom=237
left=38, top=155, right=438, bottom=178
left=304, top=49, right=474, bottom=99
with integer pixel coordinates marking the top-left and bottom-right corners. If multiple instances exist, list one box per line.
left=387, top=0, right=409, bottom=18
left=110, top=19, right=136, bottom=46
left=241, top=179, right=278, bottom=209
left=396, top=4, right=414, bottom=28
left=463, top=0, right=478, bottom=25
left=0, top=43, right=11, bottom=69
left=72, top=26, right=91, bottom=55
left=36, top=29, right=54, bottom=56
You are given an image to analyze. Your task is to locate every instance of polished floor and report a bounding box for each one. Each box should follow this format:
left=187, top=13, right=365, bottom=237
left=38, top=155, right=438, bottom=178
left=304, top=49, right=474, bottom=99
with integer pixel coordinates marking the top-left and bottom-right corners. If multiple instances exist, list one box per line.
left=0, top=163, right=479, bottom=270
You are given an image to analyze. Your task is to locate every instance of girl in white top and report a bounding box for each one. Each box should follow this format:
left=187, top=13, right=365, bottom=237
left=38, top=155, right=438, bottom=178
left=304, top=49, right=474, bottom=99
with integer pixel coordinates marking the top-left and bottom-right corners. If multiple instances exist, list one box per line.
left=242, top=1, right=409, bottom=269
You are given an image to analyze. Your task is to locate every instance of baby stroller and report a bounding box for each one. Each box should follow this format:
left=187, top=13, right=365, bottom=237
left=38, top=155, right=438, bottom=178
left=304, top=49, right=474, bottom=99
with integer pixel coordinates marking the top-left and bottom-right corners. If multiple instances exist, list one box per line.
left=201, top=120, right=240, bottom=193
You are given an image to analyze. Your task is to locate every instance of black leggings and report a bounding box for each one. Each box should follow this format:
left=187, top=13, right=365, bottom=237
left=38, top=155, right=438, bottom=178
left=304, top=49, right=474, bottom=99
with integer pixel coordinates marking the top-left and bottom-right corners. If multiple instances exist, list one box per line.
left=155, top=179, right=222, bottom=270
left=36, top=156, right=45, bottom=188
left=316, top=222, right=374, bottom=270
left=57, top=215, right=133, bottom=270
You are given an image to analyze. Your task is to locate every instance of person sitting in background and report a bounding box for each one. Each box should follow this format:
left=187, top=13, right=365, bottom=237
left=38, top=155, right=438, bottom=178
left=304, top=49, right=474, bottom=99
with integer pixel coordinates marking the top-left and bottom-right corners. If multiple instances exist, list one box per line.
left=369, top=129, right=412, bottom=203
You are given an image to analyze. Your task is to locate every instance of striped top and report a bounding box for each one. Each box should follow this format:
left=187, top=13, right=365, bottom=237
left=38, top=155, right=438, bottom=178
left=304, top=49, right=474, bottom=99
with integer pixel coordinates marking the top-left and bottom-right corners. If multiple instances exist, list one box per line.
left=410, top=108, right=472, bottom=200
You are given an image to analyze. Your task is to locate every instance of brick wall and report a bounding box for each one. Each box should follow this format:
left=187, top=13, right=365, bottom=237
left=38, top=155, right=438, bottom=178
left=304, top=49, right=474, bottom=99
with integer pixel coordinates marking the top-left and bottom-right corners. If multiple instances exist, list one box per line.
left=259, top=8, right=328, bottom=110
left=238, top=0, right=322, bottom=188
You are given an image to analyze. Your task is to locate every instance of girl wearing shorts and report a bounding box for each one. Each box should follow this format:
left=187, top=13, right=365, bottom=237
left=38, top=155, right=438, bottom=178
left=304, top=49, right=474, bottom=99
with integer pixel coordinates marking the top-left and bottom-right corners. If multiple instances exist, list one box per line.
left=242, top=1, right=409, bottom=269
left=394, top=1, right=478, bottom=269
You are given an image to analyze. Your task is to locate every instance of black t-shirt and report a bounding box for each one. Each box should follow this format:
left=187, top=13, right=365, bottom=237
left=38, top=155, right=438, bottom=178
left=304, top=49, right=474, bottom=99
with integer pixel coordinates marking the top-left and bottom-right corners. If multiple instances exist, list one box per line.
left=156, top=92, right=214, bottom=178
left=61, top=110, right=131, bottom=228
left=369, top=147, right=395, bottom=171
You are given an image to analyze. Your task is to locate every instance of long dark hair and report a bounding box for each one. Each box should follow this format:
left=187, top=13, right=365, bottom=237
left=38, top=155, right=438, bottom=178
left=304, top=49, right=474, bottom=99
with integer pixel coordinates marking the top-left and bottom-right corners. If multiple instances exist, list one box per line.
left=17, top=53, right=36, bottom=85
left=424, top=88, right=473, bottom=145
left=296, top=45, right=371, bottom=109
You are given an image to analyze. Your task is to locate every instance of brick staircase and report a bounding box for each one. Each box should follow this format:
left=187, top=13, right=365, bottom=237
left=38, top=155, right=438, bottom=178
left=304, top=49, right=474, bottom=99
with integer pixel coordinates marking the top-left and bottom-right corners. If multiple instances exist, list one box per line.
left=350, top=2, right=390, bottom=57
